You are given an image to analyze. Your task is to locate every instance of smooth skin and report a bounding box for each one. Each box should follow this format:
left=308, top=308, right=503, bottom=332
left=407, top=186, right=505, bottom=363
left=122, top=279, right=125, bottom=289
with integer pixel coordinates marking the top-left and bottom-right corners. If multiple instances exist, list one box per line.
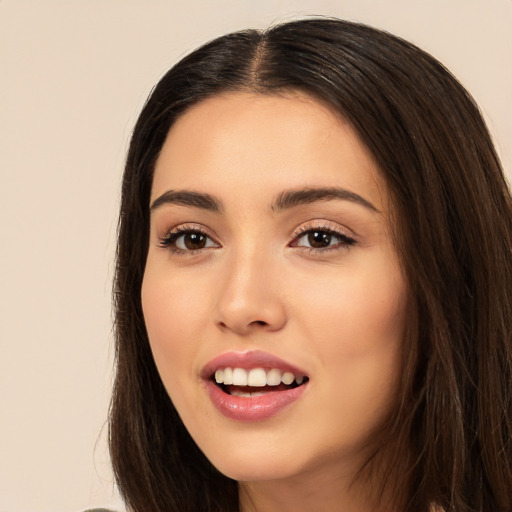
left=141, top=91, right=407, bottom=512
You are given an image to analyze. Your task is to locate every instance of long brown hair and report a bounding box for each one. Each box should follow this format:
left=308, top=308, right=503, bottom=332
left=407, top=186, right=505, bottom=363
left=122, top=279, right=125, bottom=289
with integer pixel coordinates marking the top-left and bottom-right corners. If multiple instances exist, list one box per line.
left=109, top=18, right=512, bottom=512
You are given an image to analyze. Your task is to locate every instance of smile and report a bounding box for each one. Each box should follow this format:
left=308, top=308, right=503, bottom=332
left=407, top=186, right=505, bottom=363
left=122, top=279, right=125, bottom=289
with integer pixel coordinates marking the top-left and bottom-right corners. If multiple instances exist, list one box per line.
left=202, top=351, right=310, bottom=421
left=215, top=367, right=306, bottom=388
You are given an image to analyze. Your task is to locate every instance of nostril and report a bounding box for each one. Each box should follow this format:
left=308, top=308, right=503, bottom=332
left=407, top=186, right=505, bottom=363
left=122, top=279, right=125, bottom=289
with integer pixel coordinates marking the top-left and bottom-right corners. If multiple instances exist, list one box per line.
left=216, top=318, right=272, bottom=335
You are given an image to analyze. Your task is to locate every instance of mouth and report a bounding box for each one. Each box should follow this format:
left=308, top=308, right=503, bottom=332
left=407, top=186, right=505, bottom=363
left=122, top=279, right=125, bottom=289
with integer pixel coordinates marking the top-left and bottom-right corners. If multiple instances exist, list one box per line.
left=211, top=367, right=309, bottom=397
left=202, top=351, right=310, bottom=421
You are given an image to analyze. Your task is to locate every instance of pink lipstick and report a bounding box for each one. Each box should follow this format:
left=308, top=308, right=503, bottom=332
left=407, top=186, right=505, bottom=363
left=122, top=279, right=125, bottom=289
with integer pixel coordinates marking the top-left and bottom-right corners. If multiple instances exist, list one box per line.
left=202, top=350, right=309, bottom=422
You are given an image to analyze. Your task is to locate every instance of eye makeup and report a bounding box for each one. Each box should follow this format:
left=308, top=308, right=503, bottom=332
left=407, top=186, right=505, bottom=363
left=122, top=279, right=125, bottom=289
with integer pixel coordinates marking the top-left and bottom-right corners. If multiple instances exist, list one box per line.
left=158, top=223, right=220, bottom=255
left=157, top=218, right=357, bottom=257
left=289, top=220, right=357, bottom=254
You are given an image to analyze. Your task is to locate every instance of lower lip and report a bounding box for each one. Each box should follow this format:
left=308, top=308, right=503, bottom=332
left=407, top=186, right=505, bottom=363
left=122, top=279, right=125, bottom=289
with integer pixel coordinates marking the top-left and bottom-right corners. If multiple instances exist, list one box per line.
left=205, top=380, right=307, bottom=422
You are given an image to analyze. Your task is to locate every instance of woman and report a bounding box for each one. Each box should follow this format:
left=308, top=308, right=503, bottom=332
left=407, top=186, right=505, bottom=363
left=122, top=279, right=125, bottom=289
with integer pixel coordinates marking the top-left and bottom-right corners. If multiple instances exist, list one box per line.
left=109, top=18, right=512, bottom=512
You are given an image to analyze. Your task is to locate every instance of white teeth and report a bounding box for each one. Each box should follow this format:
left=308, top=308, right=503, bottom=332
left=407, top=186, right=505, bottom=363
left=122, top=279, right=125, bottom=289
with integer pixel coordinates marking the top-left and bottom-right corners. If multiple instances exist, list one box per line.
left=213, top=366, right=307, bottom=387
left=281, top=372, right=295, bottom=385
left=223, top=367, right=233, bottom=385
left=266, top=368, right=282, bottom=386
left=230, top=390, right=266, bottom=397
left=232, top=367, right=248, bottom=386
left=248, top=368, right=267, bottom=387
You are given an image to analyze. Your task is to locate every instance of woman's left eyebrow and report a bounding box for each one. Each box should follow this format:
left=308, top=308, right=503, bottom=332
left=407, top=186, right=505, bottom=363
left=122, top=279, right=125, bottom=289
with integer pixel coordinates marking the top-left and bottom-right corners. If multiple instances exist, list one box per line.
left=271, top=187, right=380, bottom=213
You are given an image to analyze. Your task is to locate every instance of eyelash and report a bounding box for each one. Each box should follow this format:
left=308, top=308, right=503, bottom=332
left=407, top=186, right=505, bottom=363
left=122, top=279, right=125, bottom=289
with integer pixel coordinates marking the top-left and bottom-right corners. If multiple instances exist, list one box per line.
left=158, top=224, right=219, bottom=255
left=158, top=223, right=356, bottom=256
left=291, top=224, right=356, bottom=253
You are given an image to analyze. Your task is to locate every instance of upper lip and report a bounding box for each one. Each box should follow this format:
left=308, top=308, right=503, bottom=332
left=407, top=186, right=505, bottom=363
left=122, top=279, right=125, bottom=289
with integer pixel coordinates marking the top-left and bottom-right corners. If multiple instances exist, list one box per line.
left=201, top=350, right=309, bottom=380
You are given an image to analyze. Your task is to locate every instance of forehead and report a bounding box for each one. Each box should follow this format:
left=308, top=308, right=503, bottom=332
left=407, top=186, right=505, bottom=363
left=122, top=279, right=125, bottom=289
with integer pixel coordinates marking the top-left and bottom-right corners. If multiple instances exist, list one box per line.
left=152, top=91, right=388, bottom=212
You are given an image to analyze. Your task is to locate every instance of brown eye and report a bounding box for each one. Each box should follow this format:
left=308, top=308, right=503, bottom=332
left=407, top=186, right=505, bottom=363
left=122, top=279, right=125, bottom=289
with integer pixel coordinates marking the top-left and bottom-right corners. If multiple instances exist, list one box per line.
left=181, top=232, right=207, bottom=250
left=308, top=231, right=332, bottom=248
left=160, top=228, right=219, bottom=252
left=292, top=228, right=356, bottom=251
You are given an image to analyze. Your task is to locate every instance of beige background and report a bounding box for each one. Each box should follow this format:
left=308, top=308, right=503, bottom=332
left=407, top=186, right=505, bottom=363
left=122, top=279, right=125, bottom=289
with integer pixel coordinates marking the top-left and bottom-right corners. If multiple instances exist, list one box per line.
left=1, top=1, right=510, bottom=511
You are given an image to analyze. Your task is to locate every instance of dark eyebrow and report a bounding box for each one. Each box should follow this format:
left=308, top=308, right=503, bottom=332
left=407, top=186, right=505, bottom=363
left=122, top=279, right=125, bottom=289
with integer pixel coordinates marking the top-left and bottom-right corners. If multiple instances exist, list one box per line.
left=150, top=190, right=223, bottom=212
left=272, top=187, right=380, bottom=213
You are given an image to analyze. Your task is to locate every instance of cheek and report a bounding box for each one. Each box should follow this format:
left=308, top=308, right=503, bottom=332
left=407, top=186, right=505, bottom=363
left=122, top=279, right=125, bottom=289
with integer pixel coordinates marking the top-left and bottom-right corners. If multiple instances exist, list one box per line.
left=302, top=260, right=406, bottom=354
left=141, top=266, right=224, bottom=433
left=141, top=266, right=207, bottom=392
left=300, top=258, right=406, bottom=428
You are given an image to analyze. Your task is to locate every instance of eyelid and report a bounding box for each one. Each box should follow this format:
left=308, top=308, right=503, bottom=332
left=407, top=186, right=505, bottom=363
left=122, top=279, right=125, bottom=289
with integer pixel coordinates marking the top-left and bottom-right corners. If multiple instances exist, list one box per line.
left=291, top=219, right=355, bottom=240
left=157, top=223, right=221, bottom=251
left=156, top=219, right=356, bottom=255
left=289, top=219, right=357, bottom=253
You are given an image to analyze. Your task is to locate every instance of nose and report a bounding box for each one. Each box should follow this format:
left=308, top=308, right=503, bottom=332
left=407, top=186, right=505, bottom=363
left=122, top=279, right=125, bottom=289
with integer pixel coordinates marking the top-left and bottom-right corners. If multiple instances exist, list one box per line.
left=214, top=249, right=287, bottom=336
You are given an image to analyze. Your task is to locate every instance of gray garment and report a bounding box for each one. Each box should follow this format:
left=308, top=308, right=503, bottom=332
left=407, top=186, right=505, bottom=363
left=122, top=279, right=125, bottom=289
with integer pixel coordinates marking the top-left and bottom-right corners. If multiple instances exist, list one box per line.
left=83, top=509, right=117, bottom=512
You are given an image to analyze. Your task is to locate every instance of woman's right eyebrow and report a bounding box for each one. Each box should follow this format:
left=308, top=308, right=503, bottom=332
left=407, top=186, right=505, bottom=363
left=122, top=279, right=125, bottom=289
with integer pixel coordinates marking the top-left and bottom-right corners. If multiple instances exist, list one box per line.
left=150, top=190, right=223, bottom=212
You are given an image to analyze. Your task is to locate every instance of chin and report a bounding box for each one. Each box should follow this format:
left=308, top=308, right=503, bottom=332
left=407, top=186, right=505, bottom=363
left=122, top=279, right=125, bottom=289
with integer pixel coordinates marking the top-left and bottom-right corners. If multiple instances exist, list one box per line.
left=195, top=435, right=306, bottom=482
left=213, top=457, right=299, bottom=482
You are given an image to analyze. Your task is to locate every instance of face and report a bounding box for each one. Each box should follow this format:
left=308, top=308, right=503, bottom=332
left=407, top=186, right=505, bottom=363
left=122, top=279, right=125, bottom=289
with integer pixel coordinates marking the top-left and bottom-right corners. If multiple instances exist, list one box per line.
left=141, top=91, right=407, bottom=485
